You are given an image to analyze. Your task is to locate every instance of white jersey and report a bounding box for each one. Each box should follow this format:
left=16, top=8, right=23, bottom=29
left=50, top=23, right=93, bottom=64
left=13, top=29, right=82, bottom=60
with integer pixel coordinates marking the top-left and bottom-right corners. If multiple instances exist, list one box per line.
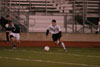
left=47, top=24, right=61, bottom=34
left=98, top=21, right=100, bottom=31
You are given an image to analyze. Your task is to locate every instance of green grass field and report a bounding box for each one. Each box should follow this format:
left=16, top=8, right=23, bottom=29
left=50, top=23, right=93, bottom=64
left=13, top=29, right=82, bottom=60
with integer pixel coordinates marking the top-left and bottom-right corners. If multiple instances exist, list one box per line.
left=0, top=47, right=100, bottom=67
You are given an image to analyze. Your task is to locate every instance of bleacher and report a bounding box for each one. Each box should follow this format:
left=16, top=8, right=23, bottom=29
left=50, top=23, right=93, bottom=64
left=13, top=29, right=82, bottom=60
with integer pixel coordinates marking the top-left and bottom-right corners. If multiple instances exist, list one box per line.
left=7, top=0, right=73, bottom=32
left=1, top=0, right=100, bottom=17
left=0, top=0, right=100, bottom=33
left=7, top=0, right=74, bottom=15
left=72, top=0, right=100, bottom=17
left=87, top=0, right=100, bottom=17
left=8, top=0, right=59, bottom=14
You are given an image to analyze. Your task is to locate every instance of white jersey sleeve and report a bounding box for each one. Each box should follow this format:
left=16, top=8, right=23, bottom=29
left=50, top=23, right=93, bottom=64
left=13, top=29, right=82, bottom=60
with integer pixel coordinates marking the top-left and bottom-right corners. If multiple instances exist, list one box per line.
left=99, top=21, right=100, bottom=26
left=98, top=21, right=100, bottom=31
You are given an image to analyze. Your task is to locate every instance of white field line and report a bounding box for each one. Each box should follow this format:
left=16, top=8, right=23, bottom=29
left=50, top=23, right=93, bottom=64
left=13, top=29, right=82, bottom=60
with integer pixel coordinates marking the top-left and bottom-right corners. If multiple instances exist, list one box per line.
left=0, top=56, right=100, bottom=67
left=8, top=49, right=100, bottom=58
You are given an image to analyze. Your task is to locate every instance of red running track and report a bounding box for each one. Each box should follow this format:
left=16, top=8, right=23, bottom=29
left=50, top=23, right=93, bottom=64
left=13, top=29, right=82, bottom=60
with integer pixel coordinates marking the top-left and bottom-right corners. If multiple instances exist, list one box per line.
left=0, top=41, right=100, bottom=48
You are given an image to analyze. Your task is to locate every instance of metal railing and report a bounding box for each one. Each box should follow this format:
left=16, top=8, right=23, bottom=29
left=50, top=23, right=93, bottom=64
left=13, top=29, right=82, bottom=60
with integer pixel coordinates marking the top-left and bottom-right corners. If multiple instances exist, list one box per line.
left=0, top=0, right=29, bottom=32
left=67, top=0, right=98, bottom=33
left=0, top=0, right=99, bottom=33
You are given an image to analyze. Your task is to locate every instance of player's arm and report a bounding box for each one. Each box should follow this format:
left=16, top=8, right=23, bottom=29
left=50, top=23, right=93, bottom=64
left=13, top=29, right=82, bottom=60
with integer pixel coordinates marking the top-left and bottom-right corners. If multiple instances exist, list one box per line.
left=46, top=26, right=50, bottom=36
left=11, top=24, right=15, bottom=30
left=46, top=29, right=49, bottom=36
left=59, top=31, right=62, bottom=35
left=16, top=25, right=21, bottom=35
left=8, top=26, right=13, bottom=36
left=8, top=26, right=12, bottom=36
left=58, top=25, right=62, bottom=35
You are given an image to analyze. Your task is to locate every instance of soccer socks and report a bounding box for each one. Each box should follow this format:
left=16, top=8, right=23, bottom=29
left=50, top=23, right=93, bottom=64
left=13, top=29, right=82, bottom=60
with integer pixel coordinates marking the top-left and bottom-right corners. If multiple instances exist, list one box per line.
left=57, top=40, right=60, bottom=44
left=57, top=41, right=66, bottom=50
left=12, top=42, right=16, bottom=49
left=13, top=42, right=16, bottom=47
left=61, top=42, right=66, bottom=50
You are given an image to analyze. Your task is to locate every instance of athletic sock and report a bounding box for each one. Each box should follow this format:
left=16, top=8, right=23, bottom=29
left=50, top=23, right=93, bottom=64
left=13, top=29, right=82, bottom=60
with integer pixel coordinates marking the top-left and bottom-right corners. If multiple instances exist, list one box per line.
left=61, top=42, right=66, bottom=50
left=12, top=42, right=16, bottom=48
left=57, top=40, right=60, bottom=44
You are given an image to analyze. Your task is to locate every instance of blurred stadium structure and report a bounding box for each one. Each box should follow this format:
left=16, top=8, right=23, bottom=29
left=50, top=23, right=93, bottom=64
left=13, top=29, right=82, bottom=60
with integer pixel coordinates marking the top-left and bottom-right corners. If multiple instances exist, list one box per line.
left=0, top=0, right=100, bottom=33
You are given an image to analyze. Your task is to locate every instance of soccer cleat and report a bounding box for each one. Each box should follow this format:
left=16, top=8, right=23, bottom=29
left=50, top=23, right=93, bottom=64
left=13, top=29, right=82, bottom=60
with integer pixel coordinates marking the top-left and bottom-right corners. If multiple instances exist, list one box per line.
left=12, top=47, right=16, bottom=50
left=64, top=49, right=67, bottom=52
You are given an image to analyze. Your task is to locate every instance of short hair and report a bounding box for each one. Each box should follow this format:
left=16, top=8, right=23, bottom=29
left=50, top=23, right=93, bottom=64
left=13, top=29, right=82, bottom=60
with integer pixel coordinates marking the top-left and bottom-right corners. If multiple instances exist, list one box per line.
left=52, top=19, right=56, bottom=23
left=6, top=15, right=10, bottom=18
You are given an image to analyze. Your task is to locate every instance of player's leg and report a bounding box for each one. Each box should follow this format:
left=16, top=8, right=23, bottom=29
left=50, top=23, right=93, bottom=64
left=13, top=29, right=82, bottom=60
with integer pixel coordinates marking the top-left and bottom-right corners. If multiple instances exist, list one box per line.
left=15, top=33, right=20, bottom=45
left=10, top=32, right=17, bottom=49
left=6, top=32, right=9, bottom=42
left=10, top=35, right=16, bottom=49
left=57, top=33, right=67, bottom=51
left=52, top=34, right=59, bottom=47
left=52, top=34, right=67, bottom=51
left=58, top=39, right=67, bottom=51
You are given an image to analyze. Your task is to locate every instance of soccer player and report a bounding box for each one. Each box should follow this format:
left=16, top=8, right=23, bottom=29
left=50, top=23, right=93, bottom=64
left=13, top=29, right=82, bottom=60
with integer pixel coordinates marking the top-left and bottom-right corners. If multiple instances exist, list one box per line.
left=8, top=21, right=21, bottom=49
left=96, top=16, right=100, bottom=34
left=98, top=17, right=100, bottom=31
left=5, top=15, right=11, bottom=42
left=46, top=19, right=67, bottom=52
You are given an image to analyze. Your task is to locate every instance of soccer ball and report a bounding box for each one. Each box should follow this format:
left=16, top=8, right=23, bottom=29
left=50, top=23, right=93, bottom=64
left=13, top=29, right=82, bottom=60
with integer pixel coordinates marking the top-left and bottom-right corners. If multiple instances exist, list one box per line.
left=44, top=46, right=50, bottom=51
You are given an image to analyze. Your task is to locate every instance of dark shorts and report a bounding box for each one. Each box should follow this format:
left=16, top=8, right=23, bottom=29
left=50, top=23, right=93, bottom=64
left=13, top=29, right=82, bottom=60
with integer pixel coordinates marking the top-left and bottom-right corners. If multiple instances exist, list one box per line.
left=52, top=33, right=62, bottom=42
left=10, top=35, right=14, bottom=39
